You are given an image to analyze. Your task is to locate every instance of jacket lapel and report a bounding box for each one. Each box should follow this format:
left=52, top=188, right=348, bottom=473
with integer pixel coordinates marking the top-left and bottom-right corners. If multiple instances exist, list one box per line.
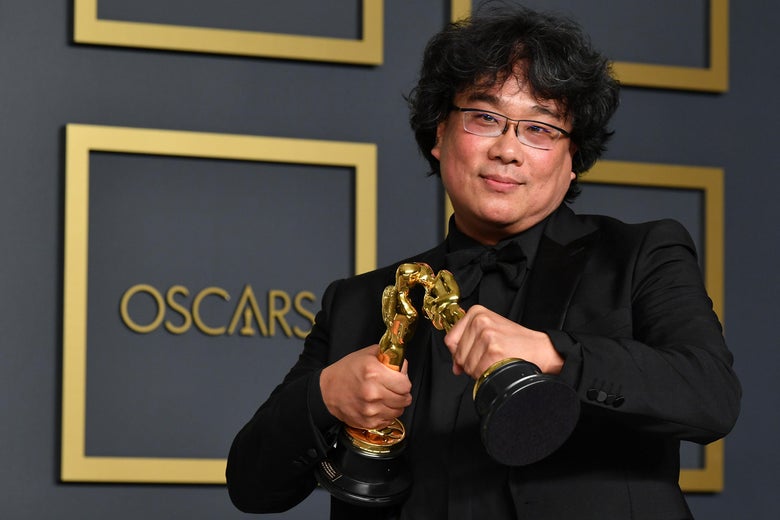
left=521, top=205, right=599, bottom=330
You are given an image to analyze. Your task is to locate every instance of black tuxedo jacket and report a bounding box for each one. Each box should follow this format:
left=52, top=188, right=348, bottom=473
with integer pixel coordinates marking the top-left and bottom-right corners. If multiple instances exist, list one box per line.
left=227, top=205, right=741, bottom=519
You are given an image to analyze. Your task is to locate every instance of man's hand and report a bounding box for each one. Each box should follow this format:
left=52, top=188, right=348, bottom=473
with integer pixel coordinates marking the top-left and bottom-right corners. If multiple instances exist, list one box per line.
left=320, top=345, right=412, bottom=430
left=444, top=305, right=564, bottom=378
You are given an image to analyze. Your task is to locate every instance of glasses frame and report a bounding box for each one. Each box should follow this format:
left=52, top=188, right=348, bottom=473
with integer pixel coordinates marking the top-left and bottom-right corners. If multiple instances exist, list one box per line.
left=452, top=105, right=571, bottom=150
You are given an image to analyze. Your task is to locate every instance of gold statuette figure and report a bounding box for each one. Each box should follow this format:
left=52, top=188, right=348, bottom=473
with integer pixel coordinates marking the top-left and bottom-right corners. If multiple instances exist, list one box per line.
left=345, top=262, right=466, bottom=451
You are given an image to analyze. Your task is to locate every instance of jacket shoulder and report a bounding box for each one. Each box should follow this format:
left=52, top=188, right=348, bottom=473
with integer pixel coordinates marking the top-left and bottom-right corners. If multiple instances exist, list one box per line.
left=573, top=212, right=696, bottom=252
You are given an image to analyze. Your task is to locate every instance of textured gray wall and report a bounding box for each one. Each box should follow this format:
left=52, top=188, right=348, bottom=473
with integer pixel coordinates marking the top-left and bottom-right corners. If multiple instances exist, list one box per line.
left=0, top=1, right=777, bottom=518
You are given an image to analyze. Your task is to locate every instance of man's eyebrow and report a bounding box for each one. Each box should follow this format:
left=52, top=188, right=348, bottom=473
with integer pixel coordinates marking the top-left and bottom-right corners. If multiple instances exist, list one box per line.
left=529, top=103, right=562, bottom=120
left=465, top=92, right=500, bottom=105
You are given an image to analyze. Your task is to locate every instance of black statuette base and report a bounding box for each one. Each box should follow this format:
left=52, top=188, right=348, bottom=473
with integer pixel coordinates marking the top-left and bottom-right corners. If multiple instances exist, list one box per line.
left=475, top=359, right=580, bottom=466
left=315, top=427, right=411, bottom=507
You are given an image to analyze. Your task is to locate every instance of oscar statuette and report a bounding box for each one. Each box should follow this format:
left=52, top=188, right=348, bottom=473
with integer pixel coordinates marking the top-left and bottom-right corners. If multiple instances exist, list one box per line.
left=315, top=262, right=580, bottom=506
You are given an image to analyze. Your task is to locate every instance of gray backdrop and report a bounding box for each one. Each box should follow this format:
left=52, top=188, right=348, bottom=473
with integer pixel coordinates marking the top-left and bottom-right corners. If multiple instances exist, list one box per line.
left=0, top=1, right=777, bottom=518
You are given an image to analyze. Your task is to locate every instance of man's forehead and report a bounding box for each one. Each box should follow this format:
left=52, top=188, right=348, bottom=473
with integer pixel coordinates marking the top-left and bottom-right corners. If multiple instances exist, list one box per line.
left=458, top=79, right=566, bottom=120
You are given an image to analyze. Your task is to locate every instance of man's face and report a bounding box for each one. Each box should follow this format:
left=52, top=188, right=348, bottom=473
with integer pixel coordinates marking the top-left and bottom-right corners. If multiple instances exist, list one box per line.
left=431, top=76, right=575, bottom=245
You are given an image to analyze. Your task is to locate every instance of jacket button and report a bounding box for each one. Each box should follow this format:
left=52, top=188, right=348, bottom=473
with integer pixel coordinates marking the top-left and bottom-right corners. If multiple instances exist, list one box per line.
left=586, top=389, right=598, bottom=401
left=612, top=396, right=625, bottom=408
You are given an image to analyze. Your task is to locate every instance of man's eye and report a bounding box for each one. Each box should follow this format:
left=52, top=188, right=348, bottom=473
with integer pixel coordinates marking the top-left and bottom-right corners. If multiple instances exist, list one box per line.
left=525, top=124, right=552, bottom=135
left=474, top=112, right=501, bottom=125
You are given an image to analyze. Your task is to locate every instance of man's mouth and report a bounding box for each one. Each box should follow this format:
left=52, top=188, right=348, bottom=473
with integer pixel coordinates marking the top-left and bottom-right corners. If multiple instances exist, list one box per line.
left=480, top=174, right=522, bottom=189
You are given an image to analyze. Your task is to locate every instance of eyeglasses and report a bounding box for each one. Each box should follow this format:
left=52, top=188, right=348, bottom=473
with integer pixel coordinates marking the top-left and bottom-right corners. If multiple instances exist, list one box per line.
left=452, top=105, right=571, bottom=150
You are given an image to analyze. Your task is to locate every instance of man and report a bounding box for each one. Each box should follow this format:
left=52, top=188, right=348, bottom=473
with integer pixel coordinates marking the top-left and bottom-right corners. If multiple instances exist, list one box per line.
left=227, top=6, right=741, bottom=519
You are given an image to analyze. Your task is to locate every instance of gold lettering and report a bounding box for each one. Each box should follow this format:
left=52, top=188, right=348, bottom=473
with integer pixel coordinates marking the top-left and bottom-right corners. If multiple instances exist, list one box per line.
left=120, top=284, right=319, bottom=339
left=192, top=286, right=229, bottom=336
left=165, top=285, right=192, bottom=334
left=227, top=285, right=269, bottom=336
left=293, top=291, right=316, bottom=338
left=239, top=308, right=256, bottom=336
left=268, top=290, right=293, bottom=337
left=120, top=284, right=165, bottom=334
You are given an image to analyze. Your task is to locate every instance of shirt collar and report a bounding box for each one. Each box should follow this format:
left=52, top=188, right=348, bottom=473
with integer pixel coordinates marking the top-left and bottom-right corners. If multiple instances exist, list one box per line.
left=444, top=212, right=551, bottom=270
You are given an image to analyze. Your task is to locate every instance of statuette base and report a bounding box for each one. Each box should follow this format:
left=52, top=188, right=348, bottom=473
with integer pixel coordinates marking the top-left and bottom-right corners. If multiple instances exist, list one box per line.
left=315, top=425, right=411, bottom=506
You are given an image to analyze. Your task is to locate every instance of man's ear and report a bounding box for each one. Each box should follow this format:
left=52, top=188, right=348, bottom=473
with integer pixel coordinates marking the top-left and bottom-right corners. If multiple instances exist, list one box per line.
left=569, top=142, right=580, bottom=173
left=431, top=121, right=446, bottom=160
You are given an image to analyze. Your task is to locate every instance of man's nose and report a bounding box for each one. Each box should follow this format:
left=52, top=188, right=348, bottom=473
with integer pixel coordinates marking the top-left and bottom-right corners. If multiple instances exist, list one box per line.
left=488, top=122, right=524, bottom=163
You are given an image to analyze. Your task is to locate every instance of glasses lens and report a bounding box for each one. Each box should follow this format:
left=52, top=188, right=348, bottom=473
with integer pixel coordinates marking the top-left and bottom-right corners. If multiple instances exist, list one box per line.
left=462, top=111, right=504, bottom=136
left=517, top=121, right=559, bottom=150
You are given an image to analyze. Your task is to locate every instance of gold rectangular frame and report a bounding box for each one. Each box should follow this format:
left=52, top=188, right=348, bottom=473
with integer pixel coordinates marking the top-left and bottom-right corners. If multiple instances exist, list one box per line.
left=443, top=160, right=725, bottom=492
left=585, top=161, right=726, bottom=492
left=74, top=0, right=383, bottom=65
left=450, top=0, right=729, bottom=92
left=62, top=124, right=377, bottom=483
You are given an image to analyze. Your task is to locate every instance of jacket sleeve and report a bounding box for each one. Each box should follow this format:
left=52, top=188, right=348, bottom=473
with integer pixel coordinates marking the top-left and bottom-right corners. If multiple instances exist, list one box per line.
left=225, top=280, right=343, bottom=513
left=550, top=219, right=741, bottom=444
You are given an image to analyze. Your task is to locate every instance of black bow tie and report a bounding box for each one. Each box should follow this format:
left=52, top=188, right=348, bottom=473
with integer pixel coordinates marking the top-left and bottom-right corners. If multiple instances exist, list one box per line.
left=445, top=241, right=528, bottom=301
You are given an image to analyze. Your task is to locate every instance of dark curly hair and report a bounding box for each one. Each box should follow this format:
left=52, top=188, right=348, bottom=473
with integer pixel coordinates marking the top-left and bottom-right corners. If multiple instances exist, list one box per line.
left=407, top=4, right=620, bottom=200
